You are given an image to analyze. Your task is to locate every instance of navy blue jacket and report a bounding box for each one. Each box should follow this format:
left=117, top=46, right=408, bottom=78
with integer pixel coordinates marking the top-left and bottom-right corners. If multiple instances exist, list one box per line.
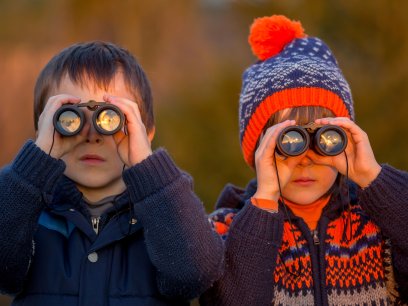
left=0, top=141, right=224, bottom=306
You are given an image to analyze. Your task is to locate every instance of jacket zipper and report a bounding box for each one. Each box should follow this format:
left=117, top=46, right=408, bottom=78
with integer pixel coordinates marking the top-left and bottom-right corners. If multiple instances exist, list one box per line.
left=91, top=217, right=101, bottom=234
left=313, top=223, right=330, bottom=306
left=310, top=227, right=323, bottom=306
left=312, top=229, right=320, bottom=245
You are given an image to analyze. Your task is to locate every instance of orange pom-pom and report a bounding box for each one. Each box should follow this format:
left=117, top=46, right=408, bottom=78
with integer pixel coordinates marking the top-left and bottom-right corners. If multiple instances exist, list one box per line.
left=249, top=15, right=306, bottom=61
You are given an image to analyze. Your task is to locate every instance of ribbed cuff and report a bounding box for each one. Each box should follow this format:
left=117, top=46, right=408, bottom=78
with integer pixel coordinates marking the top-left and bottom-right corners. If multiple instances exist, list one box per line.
left=12, top=140, right=65, bottom=192
left=251, top=197, right=279, bottom=212
left=231, top=201, right=284, bottom=242
left=358, top=164, right=408, bottom=215
left=122, top=148, right=181, bottom=202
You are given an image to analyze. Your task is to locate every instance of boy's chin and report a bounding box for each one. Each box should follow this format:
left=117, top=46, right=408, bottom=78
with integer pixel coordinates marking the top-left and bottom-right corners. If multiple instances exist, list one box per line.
left=283, top=193, right=326, bottom=205
left=66, top=174, right=125, bottom=194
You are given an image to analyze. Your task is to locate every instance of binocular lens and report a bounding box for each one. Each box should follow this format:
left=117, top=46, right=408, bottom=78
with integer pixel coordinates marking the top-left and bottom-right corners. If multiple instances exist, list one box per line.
left=56, top=110, right=82, bottom=135
left=281, top=130, right=308, bottom=155
left=53, top=102, right=124, bottom=136
left=276, top=124, right=347, bottom=157
left=316, top=129, right=346, bottom=155
left=95, top=109, right=122, bottom=133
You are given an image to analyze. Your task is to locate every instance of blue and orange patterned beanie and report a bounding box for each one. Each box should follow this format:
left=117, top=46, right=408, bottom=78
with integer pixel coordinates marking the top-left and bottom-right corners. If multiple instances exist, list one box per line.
left=239, top=15, right=354, bottom=167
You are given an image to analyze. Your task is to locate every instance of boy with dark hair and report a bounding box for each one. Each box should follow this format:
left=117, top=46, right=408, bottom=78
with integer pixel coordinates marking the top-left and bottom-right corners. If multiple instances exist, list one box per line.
left=0, top=41, right=223, bottom=306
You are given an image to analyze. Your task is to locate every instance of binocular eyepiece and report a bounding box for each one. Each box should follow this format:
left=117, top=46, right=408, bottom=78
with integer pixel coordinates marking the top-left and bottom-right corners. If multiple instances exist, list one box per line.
left=53, top=101, right=125, bottom=136
left=276, top=123, right=347, bottom=157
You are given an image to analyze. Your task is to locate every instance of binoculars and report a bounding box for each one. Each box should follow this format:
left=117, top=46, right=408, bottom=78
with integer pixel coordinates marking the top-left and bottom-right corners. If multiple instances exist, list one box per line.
left=53, top=101, right=125, bottom=136
left=276, top=123, right=347, bottom=157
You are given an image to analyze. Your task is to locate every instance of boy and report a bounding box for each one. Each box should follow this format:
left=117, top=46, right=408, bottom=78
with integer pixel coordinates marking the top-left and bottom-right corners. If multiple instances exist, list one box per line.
left=200, top=15, right=408, bottom=305
left=0, top=41, right=223, bottom=306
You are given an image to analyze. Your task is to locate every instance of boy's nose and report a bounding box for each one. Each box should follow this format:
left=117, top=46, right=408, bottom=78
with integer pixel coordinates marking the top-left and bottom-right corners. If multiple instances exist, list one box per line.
left=297, top=150, right=314, bottom=167
left=86, top=124, right=104, bottom=144
left=82, top=114, right=104, bottom=144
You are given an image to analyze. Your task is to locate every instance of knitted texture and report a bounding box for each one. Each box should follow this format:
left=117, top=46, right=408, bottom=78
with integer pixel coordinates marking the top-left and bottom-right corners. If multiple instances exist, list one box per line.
left=201, top=165, right=408, bottom=305
left=0, top=142, right=224, bottom=305
left=273, top=207, right=391, bottom=305
left=239, top=15, right=354, bottom=166
left=205, top=195, right=404, bottom=305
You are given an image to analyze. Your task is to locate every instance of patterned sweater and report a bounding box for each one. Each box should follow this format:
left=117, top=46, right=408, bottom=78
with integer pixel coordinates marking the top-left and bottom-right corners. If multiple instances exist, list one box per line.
left=200, top=165, right=408, bottom=306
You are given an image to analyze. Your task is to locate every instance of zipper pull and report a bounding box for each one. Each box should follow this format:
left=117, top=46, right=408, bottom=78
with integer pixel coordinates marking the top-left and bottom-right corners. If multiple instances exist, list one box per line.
left=312, top=229, right=320, bottom=245
left=91, top=217, right=101, bottom=234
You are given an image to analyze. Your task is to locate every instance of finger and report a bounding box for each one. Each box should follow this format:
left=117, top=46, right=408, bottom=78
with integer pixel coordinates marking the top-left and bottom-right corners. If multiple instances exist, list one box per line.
left=44, top=94, right=82, bottom=112
left=103, top=94, right=147, bottom=134
left=255, top=120, right=296, bottom=166
left=258, top=120, right=296, bottom=152
left=315, top=117, right=368, bottom=144
left=103, top=94, right=142, bottom=120
left=37, top=95, right=82, bottom=135
left=104, top=94, right=152, bottom=165
left=113, top=130, right=127, bottom=145
left=106, top=95, right=147, bottom=137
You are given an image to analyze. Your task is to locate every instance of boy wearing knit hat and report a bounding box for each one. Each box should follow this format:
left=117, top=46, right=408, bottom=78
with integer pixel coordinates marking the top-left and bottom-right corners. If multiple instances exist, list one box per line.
left=200, top=15, right=408, bottom=305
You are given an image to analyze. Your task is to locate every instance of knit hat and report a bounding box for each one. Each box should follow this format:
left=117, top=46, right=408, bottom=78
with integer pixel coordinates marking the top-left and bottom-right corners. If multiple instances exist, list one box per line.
left=239, top=15, right=354, bottom=167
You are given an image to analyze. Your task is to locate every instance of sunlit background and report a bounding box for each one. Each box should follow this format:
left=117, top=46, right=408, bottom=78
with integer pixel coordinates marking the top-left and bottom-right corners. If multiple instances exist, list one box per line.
left=1, top=0, right=408, bottom=304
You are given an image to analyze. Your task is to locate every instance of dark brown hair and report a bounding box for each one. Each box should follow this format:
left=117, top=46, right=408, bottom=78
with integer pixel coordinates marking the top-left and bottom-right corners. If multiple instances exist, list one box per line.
left=33, top=41, right=154, bottom=133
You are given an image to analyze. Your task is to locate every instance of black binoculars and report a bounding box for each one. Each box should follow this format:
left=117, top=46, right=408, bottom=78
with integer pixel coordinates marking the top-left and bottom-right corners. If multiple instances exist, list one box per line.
left=276, top=123, right=347, bottom=157
left=53, top=101, right=125, bottom=136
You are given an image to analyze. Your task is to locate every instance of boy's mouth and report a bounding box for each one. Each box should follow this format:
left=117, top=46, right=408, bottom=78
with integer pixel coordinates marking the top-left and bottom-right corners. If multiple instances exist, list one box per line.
left=80, top=154, right=105, bottom=164
left=293, top=177, right=316, bottom=186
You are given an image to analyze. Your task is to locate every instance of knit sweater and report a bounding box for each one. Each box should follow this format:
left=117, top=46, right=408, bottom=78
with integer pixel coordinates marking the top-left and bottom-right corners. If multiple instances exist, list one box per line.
left=0, top=141, right=224, bottom=306
left=200, top=165, right=408, bottom=306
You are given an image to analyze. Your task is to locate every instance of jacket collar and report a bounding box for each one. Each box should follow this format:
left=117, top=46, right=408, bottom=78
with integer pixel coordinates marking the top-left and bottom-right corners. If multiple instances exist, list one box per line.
left=42, top=176, right=142, bottom=247
left=49, top=176, right=130, bottom=215
left=215, top=178, right=357, bottom=221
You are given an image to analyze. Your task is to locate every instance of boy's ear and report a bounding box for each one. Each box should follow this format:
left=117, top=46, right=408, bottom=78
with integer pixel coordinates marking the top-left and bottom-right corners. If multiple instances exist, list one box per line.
left=148, top=126, right=155, bottom=142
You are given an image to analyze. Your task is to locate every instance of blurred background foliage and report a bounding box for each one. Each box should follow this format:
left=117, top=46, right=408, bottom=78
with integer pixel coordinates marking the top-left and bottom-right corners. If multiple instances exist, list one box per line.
left=0, top=0, right=407, bottom=304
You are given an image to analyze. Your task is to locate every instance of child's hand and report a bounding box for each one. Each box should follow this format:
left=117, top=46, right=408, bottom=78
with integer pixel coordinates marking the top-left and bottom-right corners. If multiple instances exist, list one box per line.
left=253, top=120, right=296, bottom=202
left=35, top=94, right=82, bottom=158
left=103, top=94, right=153, bottom=166
left=314, top=117, right=381, bottom=188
